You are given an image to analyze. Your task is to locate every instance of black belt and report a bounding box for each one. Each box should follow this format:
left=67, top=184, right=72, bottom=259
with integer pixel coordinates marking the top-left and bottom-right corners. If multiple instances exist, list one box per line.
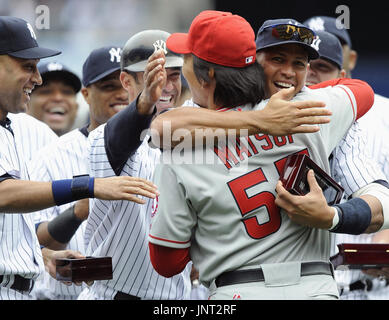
left=0, top=275, right=34, bottom=292
left=114, top=291, right=141, bottom=300
left=215, top=262, right=333, bottom=287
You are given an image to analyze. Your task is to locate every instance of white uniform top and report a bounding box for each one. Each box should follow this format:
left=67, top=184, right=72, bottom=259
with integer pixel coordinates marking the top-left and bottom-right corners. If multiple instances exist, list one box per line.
left=28, top=127, right=89, bottom=299
left=332, top=94, right=389, bottom=299
left=0, top=116, right=49, bottom=299
left=149, top=85, right=358, bottom=288
left=8, top=113, right=58, bottom=161
left=84, top=125, right=191, bottom=300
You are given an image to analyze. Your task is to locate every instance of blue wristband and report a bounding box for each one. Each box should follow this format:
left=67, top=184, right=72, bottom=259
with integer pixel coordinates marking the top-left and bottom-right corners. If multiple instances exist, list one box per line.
left=52, top=179, right=73, bottom=206
left=52, top=175, right=94, bottom=206
left=331, top=198, right=371, bottom=235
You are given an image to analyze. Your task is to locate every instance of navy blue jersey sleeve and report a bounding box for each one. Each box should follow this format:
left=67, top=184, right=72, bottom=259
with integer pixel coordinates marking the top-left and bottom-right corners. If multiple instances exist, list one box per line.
left=104, top=96, right=156, bottom=175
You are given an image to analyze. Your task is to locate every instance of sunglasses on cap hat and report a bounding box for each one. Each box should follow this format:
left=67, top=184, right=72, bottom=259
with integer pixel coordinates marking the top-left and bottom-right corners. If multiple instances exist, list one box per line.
left=266, top=24, right=315, bottom=45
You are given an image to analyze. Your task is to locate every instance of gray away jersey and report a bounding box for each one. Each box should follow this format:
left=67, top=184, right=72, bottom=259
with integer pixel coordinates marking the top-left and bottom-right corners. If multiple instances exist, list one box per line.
left=149, top=85, right=358, bottom=287
left=84, top=125, right=191, bottom=300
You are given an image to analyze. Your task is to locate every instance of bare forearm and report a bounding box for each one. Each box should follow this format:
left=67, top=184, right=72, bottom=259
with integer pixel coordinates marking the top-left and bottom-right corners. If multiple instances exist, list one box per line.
left=360, top=195, right=384, bottom=233
left=0, top=179, right=54, bottom=213
left=151, top=89, right=330, bottom=149
left=151, top=107, right=259, bottom=148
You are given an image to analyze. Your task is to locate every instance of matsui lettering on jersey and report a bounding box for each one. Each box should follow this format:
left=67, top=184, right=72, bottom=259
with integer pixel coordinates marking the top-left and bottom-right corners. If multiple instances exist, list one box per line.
left=214, top=134, right=295, bottom=169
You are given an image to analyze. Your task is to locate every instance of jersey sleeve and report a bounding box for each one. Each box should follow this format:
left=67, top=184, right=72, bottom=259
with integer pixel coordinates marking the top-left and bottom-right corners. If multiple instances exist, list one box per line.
left=332, top=122, right=387, bottom=198
left=149, top=164, right=196, bottom=249
left=304, top=84, right=360, bottom=156
left=104, top=97, right=156, bottom=176
left=308, top=78, right=374, bottom=120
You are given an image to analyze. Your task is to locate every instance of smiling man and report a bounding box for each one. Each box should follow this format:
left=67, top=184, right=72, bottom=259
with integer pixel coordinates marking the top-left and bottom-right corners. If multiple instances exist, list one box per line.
left=27, top=61, right=81, bottom=136
left=255, top=19, right=319, bottom=98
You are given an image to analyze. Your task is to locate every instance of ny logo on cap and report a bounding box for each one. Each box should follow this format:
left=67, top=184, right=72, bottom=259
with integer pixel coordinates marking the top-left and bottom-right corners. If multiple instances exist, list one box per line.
left=47, top=62, right=64, bottom=71
left=311, top=36, right=321, bottom=51
left=307, top=17, right=325, bottom=31
left=26, top=22, right=37, bottom=40
left=153, top=40, right=168, bottom=54
left=109, top=47, right=121, bottom=63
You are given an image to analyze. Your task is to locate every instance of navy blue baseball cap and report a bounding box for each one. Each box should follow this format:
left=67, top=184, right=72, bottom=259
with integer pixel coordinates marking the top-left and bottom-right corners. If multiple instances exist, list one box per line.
left=0, top=16, right=61, bottom=59
left=304, top=16, right=352, bottom=48
left=312, top=30, right=343, bottom=69
left=256, top=18, right=319, bottom=60
left=82, top=46, right=122, bottom=87
left=37, top=61, right=81, bottom=93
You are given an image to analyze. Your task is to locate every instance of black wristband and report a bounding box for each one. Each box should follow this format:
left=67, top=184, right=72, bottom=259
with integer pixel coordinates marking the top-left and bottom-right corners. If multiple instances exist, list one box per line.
left=71, top=174, right=94, bottom=199
left=47, top=204, right=83, bottom=243
left=331, top=198, right=371, bottom=235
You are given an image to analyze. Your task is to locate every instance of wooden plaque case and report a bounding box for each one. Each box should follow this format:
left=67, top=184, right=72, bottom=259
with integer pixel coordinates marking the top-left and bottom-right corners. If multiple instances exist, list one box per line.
left=56, top=256, right=113, bottom=282
left=280, top=154, right=344, bottom=205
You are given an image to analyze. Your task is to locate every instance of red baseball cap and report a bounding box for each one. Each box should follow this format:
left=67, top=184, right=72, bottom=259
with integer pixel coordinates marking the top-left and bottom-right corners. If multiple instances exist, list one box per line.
left=167, top=10, right=256, bottom=68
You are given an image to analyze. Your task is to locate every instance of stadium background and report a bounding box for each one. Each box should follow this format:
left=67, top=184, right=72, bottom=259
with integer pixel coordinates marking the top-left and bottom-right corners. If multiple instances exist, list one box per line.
left=1, top=0, right=387, bottom=108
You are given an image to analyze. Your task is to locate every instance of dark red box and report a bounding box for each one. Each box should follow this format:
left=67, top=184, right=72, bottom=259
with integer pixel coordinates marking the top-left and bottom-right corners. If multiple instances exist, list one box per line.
left=55, top=256, right=113, bottom=282
left=279, top=154, right=344, bottom=205
left=330, top=243, right=389, bottom=270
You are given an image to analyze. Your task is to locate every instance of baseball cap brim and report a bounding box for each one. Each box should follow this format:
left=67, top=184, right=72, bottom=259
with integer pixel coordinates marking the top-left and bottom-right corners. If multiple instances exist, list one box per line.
left=258, top=40, right=319, bottom=60
left=166, top=33, right=191, bottom=54
left=8, top=46, right=61, bottom=60
left=41, top=70, right=82, bottom=93
left=86, top=66, right=121, bottom=86
left=124, top=55, right=183, bottom=72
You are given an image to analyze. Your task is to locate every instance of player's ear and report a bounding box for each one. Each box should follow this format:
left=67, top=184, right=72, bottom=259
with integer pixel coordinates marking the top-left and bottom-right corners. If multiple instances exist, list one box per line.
left=81, top=87, right=90, bottom=104
left=120, top=71, right=130, bottom=89
left=339, top=68, right=347, bottom=79
left=348, top=50, right=358, bottom=72
left=207, top=68, right=215, bottom=81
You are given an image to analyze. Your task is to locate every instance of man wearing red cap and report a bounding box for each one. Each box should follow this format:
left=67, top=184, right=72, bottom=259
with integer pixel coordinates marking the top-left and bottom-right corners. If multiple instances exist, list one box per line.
left=147, top=10, right=374, bottom=299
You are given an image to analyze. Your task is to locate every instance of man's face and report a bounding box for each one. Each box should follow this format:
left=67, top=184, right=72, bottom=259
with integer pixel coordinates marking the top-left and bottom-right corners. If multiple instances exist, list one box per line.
left=256, top=44, right=309, bottom=99
left=0, top=55, right=42, bottom=118
left=306, top=58, right=342, bottom=86
left=182, top=54, right=208, bottom=108
left=28, top=79, right=78, bottom=135
left=156, top=67, right=182, bottom=113
left=82, top=70, right=129, bottom=128
left=121, top=67, right=182, bottom=114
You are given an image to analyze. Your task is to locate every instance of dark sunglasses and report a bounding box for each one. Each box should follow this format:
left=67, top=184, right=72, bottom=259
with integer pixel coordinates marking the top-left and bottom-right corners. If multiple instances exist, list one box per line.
left=266, top=24, right=315, bottom=45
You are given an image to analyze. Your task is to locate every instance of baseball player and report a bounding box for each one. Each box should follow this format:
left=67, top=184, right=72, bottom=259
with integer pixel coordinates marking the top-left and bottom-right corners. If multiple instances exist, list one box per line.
left=0, top=16, right=158, bottom=300
left=304, top=16, right=357, bottom=78
left=296, top=19, right=389, bottom=299
left=29, top=46, right=128, bottom=300
left=7, top=112, right=58, bottom=161
left=79, top=30, right=192, bottom=300
left=27, top=61, right=81, bottom=136
left=148, top=11, right=375, bottom=300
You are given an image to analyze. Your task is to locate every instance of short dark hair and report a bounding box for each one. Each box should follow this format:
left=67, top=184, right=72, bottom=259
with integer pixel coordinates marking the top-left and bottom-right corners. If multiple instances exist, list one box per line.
left=122, top=69, right=142, bottom=84
left=192, top=55, right=265, bottom=108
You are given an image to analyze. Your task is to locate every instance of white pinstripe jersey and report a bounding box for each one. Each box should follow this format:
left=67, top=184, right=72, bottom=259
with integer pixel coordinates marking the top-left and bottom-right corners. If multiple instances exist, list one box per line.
left=28, top=128, right=89, bottom=299
left=149, top=85, right=358, bottom=288
left=332, top=94, right=389, bottom=300
left=8, top=113, right=58, bottom=161
left=0, top=116, right=51, bottom=299
left=84, top=124, right=191, bottom=300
